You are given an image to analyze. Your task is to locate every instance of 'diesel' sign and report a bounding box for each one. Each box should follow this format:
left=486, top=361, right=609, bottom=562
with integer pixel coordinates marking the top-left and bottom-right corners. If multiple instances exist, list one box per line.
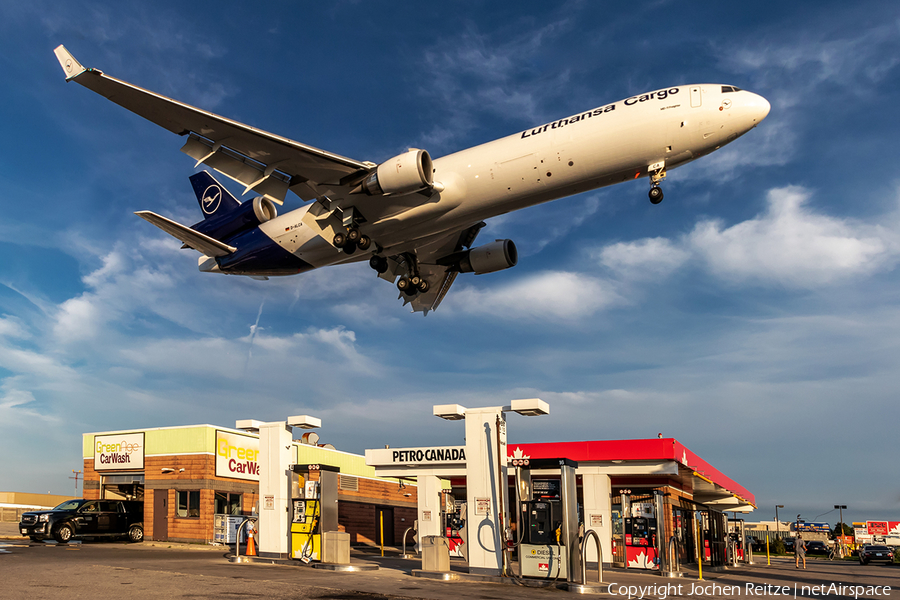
left=94, top=432, right=144, bottom=470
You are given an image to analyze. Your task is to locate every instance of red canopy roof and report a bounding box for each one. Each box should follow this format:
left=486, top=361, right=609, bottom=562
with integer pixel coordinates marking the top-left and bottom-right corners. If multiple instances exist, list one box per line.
left=508, top=438, right=755, bottom=506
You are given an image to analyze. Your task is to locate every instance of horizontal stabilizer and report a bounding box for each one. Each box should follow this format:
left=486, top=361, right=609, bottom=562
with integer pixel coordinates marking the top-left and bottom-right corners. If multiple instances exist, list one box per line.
left=135, top=211, right=236, bottom=257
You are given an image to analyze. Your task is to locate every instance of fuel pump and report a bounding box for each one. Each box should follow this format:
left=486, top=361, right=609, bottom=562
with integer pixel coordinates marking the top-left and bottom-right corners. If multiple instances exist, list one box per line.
left=623, top=501, right=659, bottom=569
left=290, top=464, right=339, bottom=562
left=441, top=491, right=466, bottom=557
left=515, top=458, right=580, bottom=581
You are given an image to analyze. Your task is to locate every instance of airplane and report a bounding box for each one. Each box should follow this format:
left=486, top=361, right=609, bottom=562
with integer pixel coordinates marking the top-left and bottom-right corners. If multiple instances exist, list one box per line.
left=53, top=45, right=770, bottom=314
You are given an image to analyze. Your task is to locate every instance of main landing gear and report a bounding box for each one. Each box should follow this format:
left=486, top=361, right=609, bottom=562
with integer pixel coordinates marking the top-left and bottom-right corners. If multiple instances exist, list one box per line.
left=333, top=227, right=371, bottom=254
left=370, top=253, right=428, bottom=296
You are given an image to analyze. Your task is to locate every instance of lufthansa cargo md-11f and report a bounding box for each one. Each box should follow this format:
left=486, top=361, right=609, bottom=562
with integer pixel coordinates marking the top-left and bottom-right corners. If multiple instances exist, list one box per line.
left=54, top=46, right=769, bottom=314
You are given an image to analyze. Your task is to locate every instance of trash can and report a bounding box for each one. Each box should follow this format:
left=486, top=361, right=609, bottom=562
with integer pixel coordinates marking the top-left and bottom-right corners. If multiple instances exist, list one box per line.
left=421, top=535, right=450, bottom=572
left=322, top=531, right=350, bottom=564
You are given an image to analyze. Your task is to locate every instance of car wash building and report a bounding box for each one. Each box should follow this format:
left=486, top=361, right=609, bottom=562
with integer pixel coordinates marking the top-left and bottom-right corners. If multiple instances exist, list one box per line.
left=82, top=425, right=416, bottom=544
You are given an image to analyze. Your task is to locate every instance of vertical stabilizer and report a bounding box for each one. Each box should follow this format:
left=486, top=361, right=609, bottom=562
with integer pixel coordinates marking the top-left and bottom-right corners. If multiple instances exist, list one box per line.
left=189, top=171, right=241, bottom=219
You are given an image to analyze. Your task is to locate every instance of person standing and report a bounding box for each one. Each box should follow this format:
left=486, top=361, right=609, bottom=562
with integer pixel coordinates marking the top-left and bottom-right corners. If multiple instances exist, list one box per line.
left=795, top=534, right=807, bottom=569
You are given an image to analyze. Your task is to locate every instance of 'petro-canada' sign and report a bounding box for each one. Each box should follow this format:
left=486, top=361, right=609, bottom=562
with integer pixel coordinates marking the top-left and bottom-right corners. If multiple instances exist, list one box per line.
left=366, top=446, right=466, bottom=467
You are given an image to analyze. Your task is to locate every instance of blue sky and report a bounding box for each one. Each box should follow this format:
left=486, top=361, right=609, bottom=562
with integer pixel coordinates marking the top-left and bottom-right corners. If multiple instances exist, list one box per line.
left=1, top=1, right=898, bottom=525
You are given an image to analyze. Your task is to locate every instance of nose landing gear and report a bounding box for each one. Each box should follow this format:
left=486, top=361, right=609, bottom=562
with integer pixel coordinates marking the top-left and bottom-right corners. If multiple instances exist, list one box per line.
left=648, top=162, right=666, bottom=205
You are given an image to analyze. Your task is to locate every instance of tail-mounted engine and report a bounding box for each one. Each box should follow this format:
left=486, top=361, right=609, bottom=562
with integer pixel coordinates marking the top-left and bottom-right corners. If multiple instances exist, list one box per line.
left=439, top=239, right=518, bottom=275
left=354, top=149, right=434, bottom=196
left=192, top=196, right=278, bottom=242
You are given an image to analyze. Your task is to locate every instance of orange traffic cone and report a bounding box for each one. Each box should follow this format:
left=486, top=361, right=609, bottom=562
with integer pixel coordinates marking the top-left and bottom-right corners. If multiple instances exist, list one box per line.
left=245, top=524, right=257, bottom=557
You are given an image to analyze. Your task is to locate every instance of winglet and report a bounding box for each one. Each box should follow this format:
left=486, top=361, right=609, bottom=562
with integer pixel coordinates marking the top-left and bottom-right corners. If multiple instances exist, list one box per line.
left=53, top=45, right=86, bottom=81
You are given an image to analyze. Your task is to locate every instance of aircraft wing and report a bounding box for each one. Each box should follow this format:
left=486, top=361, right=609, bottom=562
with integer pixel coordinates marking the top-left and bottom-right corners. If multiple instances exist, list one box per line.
left=401, top=223, right=485, bottom=315
left=53, top=45, right=373, bottom=204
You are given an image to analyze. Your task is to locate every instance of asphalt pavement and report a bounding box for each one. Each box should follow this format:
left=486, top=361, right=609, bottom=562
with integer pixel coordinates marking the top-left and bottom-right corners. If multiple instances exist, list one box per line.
left=2, top=523, right=898, bottom=600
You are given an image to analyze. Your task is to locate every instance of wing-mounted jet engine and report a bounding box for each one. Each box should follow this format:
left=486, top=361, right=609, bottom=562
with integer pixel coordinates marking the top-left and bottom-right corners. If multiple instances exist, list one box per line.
left=352, top=149, right=436, bottom=196
left=438, top=239, right=518, bottom=275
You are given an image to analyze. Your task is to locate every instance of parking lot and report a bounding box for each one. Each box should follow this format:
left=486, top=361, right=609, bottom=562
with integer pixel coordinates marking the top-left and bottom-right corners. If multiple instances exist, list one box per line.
left=1, top=534, right=899, bottom=600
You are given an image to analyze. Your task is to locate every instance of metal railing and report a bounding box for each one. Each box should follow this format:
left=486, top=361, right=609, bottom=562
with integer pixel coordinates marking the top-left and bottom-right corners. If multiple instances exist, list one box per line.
left=233, top=517, right=258, bottom=563
left=401, top=525, right=417, bottom=557
left=667, top=536, right=680, bottom=572
left=580, top=529, right=603, bottom=584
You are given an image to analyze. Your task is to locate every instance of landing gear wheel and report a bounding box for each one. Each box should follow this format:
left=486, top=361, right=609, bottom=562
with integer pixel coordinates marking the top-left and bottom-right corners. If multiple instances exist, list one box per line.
left=332, top=233, right=347, bottom=248
left=649, top=186, right=664, bottom=204
left=128, top=524, right=144, bottom=543
left=347, top=228, right=361, bottom=244
left=369, top=256, right=388, bottom=273
left=54, top=523, right=73, bottom=544
left=357, top=235, right=372, bottom=250
left=409, top=275, right=422, bottom=287
left=416, top=280, right=430, bottom=293
left=397, top=277, right=411, bottom=293
left=342, top=243, right=357, bottom=255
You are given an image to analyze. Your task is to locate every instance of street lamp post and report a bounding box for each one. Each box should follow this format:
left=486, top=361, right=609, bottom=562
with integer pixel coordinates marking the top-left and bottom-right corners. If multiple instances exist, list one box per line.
left=834, top=505, right=848, bottom=557
left=834, top=504, right=847, bottom=535
left=775, top=504, right=784, bottom=537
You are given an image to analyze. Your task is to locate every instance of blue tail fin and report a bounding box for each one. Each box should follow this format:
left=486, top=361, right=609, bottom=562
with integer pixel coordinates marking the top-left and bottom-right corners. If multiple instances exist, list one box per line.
left=189, top=171, right=241, bottom=219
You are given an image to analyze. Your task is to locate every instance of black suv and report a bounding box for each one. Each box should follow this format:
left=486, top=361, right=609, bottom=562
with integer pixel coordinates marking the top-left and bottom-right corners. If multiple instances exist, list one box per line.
left=19, top=499, right=144, bottom=543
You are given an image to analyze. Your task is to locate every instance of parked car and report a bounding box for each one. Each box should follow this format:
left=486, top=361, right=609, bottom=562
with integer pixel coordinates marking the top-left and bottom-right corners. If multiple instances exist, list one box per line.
left=783, top=538, right=795, bottom=552
left=859, top=545, right=894, bottom=565
left=751, top=537, right=769, bottom=552
left=805, top=541, right=829, bottom=555
left=19, top=499, right=143, bottom=543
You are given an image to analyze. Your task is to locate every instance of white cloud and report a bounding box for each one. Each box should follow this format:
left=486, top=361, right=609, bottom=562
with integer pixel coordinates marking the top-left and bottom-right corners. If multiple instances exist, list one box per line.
left=0, top=385, right=58, bottom=425
left=447, top=271, right=623, bottom=320
left=0, top=315, right=29, bottom=339
left=688, top=186, right=899, bottom=287
left=596, top=237, right=690, bottom=280
left=52, top=247, right=179, bottom=343
left=588, top=185, right=900, bottom=289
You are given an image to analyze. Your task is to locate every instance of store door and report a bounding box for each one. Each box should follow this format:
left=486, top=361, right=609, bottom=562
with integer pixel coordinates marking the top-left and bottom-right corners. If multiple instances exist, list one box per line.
left=377, top=507, right=394, bottom=546
left=153, top=490, right=168, bottom=541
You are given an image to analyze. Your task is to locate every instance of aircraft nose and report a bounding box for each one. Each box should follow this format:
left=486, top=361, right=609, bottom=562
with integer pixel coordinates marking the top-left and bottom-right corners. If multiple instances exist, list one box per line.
left=744, top=92, right=770, bottom=124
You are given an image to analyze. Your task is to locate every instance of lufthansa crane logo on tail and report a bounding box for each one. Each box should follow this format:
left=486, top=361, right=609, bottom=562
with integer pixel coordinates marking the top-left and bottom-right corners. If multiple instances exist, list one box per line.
left=201, top=185, right=222, bottom=214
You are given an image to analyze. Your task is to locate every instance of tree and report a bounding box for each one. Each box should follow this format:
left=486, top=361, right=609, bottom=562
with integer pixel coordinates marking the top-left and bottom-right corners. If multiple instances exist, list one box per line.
left=831, top=522, right=852, bottom=538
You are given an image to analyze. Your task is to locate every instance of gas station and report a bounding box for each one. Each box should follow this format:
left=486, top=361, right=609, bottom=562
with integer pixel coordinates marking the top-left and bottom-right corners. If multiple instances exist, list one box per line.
left=363, top=399, right=756, bottom=588
left=79, top=398, right=755, bottom=587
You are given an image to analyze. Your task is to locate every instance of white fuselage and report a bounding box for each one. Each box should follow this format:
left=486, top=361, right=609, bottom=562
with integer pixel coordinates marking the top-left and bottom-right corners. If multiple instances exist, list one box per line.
left=259, top=84, right=769, bottom=270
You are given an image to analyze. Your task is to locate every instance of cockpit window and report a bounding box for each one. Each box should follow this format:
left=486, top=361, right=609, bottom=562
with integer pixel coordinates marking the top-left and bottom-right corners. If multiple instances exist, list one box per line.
left=721, top=86, right=742, bottom=93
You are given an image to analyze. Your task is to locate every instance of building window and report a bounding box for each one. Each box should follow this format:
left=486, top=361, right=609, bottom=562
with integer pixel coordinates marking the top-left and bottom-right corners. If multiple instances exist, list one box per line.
left=215, top=492, right=242, bottom=515
left=177, top=491, right=200, bottom=518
